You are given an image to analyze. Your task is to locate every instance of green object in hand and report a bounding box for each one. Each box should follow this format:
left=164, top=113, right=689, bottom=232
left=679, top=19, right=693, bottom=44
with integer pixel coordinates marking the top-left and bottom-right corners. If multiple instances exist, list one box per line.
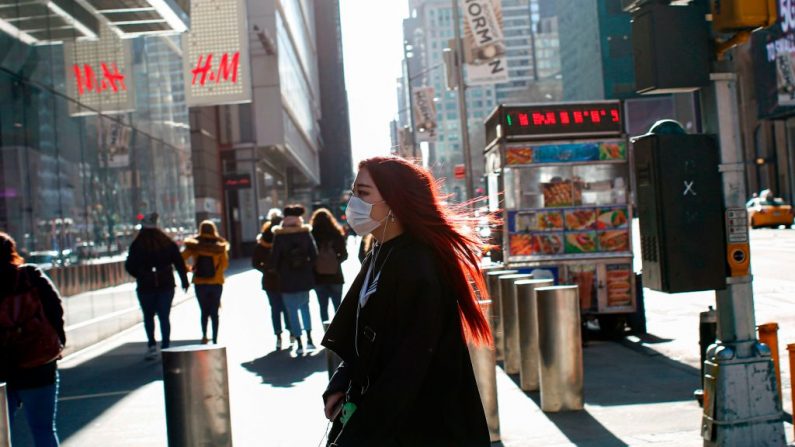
left=340, top=402, right=357, bottom=426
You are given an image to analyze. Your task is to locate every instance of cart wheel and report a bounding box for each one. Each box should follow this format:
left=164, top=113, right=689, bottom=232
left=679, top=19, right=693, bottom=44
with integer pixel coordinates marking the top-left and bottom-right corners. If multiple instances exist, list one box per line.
left=597, top=315, right=626, bottom=339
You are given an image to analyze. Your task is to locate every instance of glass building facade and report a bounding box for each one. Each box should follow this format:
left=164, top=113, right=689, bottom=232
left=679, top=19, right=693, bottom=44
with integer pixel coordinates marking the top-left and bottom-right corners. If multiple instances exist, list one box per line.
left=0, top=25, right=193, bottom=259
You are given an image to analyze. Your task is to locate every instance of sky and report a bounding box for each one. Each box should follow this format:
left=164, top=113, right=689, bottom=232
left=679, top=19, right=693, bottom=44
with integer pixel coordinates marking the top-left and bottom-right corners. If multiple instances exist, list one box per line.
left=339, top=0, right=408, bottom=164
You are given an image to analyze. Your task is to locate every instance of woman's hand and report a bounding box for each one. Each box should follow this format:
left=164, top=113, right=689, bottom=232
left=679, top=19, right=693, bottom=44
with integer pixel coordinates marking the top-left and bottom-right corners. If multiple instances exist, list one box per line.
left=324, top=391, right=345, bottom=420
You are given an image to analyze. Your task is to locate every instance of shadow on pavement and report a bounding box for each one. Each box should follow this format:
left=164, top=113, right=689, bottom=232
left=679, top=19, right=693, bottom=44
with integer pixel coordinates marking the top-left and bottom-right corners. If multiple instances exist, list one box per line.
left=241, top=348, right=327, bottom=388
left=11, top=340, right=200, bottom=445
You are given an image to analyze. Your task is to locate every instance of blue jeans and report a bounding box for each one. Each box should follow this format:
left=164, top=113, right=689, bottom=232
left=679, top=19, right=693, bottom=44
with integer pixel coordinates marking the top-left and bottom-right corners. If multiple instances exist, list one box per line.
left=265, top=290, right=291, bottom=335
left=283, top=291, right=312, bottom=338
left=137, top=289, right=175, bottom=349
left=7, top=373, right=60, bottom=447
left=315, top=283, right=343, bottom=323
left=195, top=284, right=223, bottom=343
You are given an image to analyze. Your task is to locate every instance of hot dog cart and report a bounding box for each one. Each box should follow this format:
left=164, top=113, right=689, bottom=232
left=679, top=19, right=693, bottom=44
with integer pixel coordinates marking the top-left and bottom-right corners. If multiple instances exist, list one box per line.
left=483, top=101, right=638, bottom=329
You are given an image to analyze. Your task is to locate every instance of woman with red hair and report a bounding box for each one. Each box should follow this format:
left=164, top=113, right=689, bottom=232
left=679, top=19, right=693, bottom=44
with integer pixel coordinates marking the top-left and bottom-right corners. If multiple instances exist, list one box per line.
left=322, top=157, right=491, bottom=446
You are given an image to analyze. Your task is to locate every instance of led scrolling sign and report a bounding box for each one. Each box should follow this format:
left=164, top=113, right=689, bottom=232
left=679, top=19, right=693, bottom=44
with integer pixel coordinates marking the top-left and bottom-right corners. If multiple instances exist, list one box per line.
left=500, top=102, right=624, bottom=139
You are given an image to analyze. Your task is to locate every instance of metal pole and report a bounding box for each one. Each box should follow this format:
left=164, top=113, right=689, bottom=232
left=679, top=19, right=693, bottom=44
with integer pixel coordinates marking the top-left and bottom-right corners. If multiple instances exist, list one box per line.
left=403, top=40, right=418, bottom=159
left=162, top=345, right=233, bottom=447
left=516, top=278, right=553, bottom=391
left=0, top=383, right=9, bottom=447
left=498, top=273, right=533, bottom=374
left=486, top=270, right=517, bottom=362
left=468, top=300, right=500, bottom=442
left=700, top=71, right=785, bottom=445
left=451, top=0, right=475, bottom=202
left=536, top=286, right=583, bottom=412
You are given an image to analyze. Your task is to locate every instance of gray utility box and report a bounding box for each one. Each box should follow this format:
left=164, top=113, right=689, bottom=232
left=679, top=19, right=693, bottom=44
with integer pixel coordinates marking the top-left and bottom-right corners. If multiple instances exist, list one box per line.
left=633, top=134, right=727, bottom=293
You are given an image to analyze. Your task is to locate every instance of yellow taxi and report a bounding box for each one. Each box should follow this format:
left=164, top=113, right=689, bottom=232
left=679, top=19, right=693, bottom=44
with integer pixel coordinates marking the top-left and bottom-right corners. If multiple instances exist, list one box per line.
left=747, top=196, right=794, bottom=229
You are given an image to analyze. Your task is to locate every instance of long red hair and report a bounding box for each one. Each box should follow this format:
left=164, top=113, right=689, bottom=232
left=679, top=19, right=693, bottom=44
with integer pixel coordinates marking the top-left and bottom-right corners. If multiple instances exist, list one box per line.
left=360, top=157, right=492, bottom=345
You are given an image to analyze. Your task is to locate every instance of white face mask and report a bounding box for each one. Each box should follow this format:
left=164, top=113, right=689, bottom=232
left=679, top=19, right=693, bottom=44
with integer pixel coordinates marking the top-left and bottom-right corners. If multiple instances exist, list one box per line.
left=346, top=196, right=387, bottom=236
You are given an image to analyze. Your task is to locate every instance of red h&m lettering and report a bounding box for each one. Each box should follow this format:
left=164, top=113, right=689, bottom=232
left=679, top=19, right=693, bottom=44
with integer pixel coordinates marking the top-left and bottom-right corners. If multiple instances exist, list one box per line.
left=73, top=63, right=127, bottom=95
left=192, top=52, right=241, bottom=86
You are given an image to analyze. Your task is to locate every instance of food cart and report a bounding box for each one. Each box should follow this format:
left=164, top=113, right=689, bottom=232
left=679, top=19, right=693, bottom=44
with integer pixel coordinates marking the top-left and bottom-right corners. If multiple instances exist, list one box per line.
left=483, top=101, right=638, bottom=331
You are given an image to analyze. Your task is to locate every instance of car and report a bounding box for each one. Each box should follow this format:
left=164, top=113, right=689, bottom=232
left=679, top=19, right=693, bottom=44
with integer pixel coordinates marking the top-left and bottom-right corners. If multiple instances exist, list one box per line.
left=25, top=250, right=60, bottom=270
left=747, top=197, right=794, bottom=229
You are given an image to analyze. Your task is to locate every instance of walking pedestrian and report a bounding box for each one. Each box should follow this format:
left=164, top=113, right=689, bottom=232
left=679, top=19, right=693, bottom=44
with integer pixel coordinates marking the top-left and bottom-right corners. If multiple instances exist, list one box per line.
left=322, top=157, right=491, bottom=446
left=182, top=220, right=229, bottom=344
left=310, top=208, right=348, bottom=323
left=270, top=204, right=318, bottom=355
left=0, top=232, right=65, bottom=447
left=252, top=209, right=292, bottom=350
left=125, top=213, right=189, bottom=359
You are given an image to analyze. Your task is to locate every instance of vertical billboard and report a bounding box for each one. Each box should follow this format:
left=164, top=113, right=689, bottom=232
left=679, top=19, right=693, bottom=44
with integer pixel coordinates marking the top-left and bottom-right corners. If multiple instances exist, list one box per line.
left=461, top=0, right=509, bottom=86
left=412, top=86, right=438, bottom=142
left=64, top=24, right=135, bottom=116
left=183, top=0, right=252, bottom=106
left=752, top=0, right=795, bottom=118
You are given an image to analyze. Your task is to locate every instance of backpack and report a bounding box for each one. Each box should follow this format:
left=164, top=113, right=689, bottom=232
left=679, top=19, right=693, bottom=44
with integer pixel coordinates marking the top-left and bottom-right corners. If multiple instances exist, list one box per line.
left=194, top=255, right=217, bottom=278
left=0, top=267, right=63, bottom=369
left=315, top=241, right=340, bottom=275
left=287, top=243, right=310, bottom=270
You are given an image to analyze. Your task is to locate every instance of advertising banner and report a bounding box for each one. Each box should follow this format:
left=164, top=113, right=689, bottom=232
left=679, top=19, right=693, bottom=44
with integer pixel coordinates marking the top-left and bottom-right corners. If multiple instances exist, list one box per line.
left=412, top=87, right=438, bottom=142
left=184, top=0, right=252, bottom=106
left=64, top=24, right=135, bottom=116
left=752, top=0, right=795, bottom=118
left=99, top=117, right=132, bottom=168
left=461, top=0, right=509, bottom=86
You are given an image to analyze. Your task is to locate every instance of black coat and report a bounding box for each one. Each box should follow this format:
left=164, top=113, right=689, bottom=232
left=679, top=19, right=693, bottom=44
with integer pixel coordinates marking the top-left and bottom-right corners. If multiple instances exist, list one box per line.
left=0, top=265, right=65, bottom=389
left=252, top=234, right=280, bottom=291
left=125, top=239, right=188, bottom=292
left=322, top=233, right=489, bottom=447
left=270, top=224, right=318, bottom=293
left=312, top=229, right=347, bottom=285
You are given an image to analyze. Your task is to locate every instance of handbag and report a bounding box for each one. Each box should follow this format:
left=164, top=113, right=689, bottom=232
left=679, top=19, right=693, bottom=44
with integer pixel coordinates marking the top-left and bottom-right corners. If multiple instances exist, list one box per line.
left=0, top=267, right=63, bottom=368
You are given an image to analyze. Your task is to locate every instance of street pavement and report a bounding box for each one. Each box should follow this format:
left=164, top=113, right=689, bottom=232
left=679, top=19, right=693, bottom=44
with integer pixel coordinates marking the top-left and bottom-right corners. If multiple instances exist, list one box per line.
left=8, top=234, right=795, bottom=446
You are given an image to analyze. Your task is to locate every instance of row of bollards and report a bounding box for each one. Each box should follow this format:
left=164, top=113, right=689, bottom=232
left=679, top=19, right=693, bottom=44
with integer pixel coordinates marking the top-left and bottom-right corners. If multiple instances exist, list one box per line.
left=472, top=267, right=586, bottom=442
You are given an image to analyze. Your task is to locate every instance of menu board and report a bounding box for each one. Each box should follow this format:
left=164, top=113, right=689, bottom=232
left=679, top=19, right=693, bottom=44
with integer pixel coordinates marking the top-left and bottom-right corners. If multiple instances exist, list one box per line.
left=505, top=141, right=626, bottom=165
left=508, top=207, right=630, bottom=258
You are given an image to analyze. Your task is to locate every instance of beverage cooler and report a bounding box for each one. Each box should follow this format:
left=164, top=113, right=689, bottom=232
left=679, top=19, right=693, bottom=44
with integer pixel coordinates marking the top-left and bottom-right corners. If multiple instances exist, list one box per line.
left=483, top=101, right=638, bottom=322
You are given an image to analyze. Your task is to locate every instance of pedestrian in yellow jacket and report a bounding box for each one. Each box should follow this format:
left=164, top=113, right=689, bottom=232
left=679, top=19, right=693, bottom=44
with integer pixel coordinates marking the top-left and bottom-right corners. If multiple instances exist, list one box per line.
left=182, top=220, right=229, bottom=344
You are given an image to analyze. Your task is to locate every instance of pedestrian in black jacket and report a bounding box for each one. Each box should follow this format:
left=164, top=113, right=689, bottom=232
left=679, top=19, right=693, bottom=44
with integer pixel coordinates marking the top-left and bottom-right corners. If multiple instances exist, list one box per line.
left=322, top=157, right=491, bottom=446
left=310, top=208, right=348, bottom=323
left=0, top=231, right=65, bottom=447
left=252, top=210, right=292, bottom=350
left=271, top=204, right=318, bottom=355
left=124, top=213, right=188, bottom=359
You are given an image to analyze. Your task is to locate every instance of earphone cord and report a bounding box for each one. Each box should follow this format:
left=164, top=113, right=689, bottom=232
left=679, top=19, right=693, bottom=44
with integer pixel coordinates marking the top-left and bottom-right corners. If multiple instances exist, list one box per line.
left=318, top=418, right=332, bottom=447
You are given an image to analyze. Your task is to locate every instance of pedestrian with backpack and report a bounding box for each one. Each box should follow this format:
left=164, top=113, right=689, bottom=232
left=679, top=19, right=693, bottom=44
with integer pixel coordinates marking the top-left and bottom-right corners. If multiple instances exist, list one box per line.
left=182, top=220, right=229, bottom=344
left=271, top=204, right=318, bottom=355
left=252, top=209, right=292, bottom=350
left=0, top=232, right=65, bottom=447
left=125, top=213, right=189, bottom=359
left=310, top=208, right=348, bottom=323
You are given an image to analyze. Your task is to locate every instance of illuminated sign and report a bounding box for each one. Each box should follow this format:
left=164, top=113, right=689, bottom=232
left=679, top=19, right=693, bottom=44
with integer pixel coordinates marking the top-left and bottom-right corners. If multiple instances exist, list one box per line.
left=223, top=173, right=252, bottom=189
left=184, top=0, right=252, bottom=106
left=64, top=24, right=135, bottom=116
left=492, top=102, right=624, bottom=140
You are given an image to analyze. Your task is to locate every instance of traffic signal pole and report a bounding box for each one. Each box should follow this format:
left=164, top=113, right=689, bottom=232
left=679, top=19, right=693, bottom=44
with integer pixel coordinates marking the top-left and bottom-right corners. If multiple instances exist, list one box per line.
left=451, top=0, right=475, bottom=202
left=699, top=66, right=786, bottom=446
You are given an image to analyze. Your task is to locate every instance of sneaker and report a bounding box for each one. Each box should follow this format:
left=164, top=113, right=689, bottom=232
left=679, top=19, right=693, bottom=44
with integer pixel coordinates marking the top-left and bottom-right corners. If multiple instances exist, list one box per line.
left=145, top=345, right=157, bottom=360
left=307, top=342, right=316, bottom=351
left=295, top=340, right=304, bottom=355
left=276, top=337, right=283, bottom=350
left=201, top=337, right=209, bottom=344
left=290, top=335, right=297, bottom=345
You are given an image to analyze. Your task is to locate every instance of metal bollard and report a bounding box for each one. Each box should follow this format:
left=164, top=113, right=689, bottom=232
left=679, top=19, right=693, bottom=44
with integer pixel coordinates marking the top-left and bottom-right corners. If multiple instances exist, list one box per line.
left=788, top=344, right=795, bottom=441
left=468, top=300, right=500, bottom=442
left=516, top=278, right=553, bottom=391
left=536, top=286, right=584, bottom=412
left=0, top=383, right=9, bottom=447
left=499, top=274, right=533, bottom=374
left=323, top=321, right=341, bottom=379
left=486, top=270, right=517, bottom=362
left=757, top=323, right=782, bottom=403
left=162, top=345, right=233, bottom=447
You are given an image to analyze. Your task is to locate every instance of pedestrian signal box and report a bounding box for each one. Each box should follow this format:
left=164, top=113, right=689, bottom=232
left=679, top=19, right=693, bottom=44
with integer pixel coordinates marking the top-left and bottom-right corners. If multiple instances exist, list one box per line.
left=633, top=134, right=727, bottom=293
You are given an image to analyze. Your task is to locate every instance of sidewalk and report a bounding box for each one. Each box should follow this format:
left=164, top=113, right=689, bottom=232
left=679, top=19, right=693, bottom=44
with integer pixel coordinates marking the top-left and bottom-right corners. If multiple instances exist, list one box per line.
left=6, top=249, right=761, bottom=446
